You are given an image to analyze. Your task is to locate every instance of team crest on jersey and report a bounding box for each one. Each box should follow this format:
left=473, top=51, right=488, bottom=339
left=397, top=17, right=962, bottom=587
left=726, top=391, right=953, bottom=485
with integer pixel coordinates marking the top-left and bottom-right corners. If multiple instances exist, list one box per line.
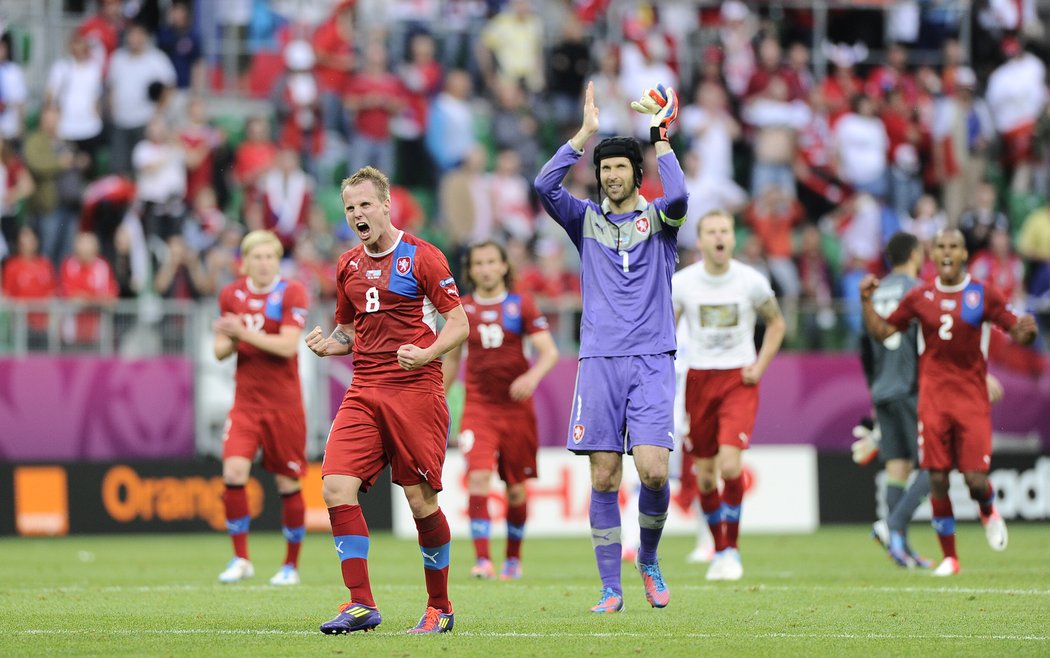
left=635, top=217, right=650, bottom=234
left=396, top=257, right=412, bottom=275
left=965, top=290, right=981, bottom=309
left=268, top=292, right=282, bottom=305
left=572, top=424, right=586, bottom=444
left=505, top=302, right=519, bottom=318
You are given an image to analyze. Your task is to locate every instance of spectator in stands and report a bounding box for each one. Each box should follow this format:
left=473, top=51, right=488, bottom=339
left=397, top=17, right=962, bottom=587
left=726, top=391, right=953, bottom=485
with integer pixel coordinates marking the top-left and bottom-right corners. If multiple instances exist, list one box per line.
left=746, top=184, right=803, bottom=304
left=718, top=0, right=757, bottom=100
left=959, top=182, right=1010, bottom=254
left=179, top=98, right=222, bottom=208
left=932, top=66, right=995, bottom=224
left=2, top=226, right=55, bottom=348
left=0, top=33, right=28, bottom=144
left=272, top=40, right=324, bottom=176
left=820, top=43, right=865, bottom=121
left=111, top=222, right=146, bottom=299
left=547, top=15, right=592, bottom=134
left=881, top=88, right=924, bottom=223
left=425, top=69, right=476, bottom=174
left=259, top=146, right=312, bottom=253
left=865, top=42, right=918, bottom=107
left=833, top=94, right=889, bottom=200
left=588, top=47, right=632, bottom=139
left=395, top=31, right=443, bottom=188
left=488, top=149, right=534, bottom=242
left=477, top=0, right=545, bottom=95
left=44, top=33, right=105, bottom=176
left=300, top=203, right=336, bottom=262
left=518, top=237, right=581, bottom=304
left=59, top=231, right=118, bottom=347
left=796, top=224, right=837, bottom=349
left=388, top=184, right=425, bottom=233
left=490, top=79, right=541, bottom=179
left=940, top=37, right=966, bottom=96
left=156, top=1, right=205, bottom=119
left=204, top=224, right=244, bottom=294
left=835, top=193, right=883, bottom=335
left=233, top=116, right=277, bottom=196
left=186, top=186, right=226, bottom=253
left=903, top=194, right=947, bottom=246
left=344, top=39, right=404, bottom=177
left=312, top=0, right=356, bottom=137
left=786, top=42, right=814, bottom=96
left=439, top=145, right=491, bottom=262
left=288, top=234, right=336, bottom=300
left=24, top=107, right=85, bottom=268
left=745, top=36, right=803, bottom=101
left=971, top=227, right=1025, bottom=308
left=107, top=23, right=177, bottom=175
left=0, top=138, right=34, bottom=255
left=133, top=115, right=187, bottom=243
left=77, top=0, right=125, bottom=68
left=154, top=233, right=211, bottom=300
left=795, top=86, right=846, bottom=221
left=679, top=150, right=747, bottom=254
left=742, top=76, right=810, bottom=197
left=680, top=81, right=739, bottom=184
left=986, top=37, right=1047, bottom=193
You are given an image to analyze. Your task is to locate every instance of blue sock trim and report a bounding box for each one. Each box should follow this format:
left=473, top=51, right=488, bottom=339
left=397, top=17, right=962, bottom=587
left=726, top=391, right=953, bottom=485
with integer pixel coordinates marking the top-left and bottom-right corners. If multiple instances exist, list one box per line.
left=507, top=523, right=525, bottom=540
left=470, top=518, right=491, bottom=539
left=721, top=503, right=742, bottom=523
left=703, top=508, right=722, bottom=525
left=283, top=526, right=306, bottom=543
left=226, top=515, right=250, bottom=535
left=333, top=534, right=369, bottom=561
left=931, top=516, right=956, bottom=537
left=420, top=542, right=451, bottom=570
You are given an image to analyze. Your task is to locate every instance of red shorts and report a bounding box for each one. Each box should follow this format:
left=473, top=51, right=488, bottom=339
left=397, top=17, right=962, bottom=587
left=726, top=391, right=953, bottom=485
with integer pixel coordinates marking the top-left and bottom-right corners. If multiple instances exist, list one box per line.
left=684, top=368, right=758, bottom=459
left=460, top=400, right=538, bottom=486
left=223, top=405, right=307, bottom=479
left=322, top=386, right=450, bottom=492
left=917, top=396, right=992, bottom=473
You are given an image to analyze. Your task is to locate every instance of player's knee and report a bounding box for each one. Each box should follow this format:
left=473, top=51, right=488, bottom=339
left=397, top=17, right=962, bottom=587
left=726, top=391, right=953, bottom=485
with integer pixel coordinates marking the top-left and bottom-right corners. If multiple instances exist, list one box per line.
left=506, top=484, right=527, bottom=506
left=321, top=478, right=355, bottom=507
left=638, top=466, right=668, bottom=490
left=591, top=471, right=619, bottom=492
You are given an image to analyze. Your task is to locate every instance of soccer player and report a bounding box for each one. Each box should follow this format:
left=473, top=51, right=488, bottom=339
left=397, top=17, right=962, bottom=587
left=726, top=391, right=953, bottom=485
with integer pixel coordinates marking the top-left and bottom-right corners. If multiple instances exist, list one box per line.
left=671, top=210, right=786, bottom=581
left=213, top=229, right=310, bottom=586
left=442, top=240, right=559, bottom=581
left=860, top=228, right=1037, bottom=576
left=858, top=231, right=932, bottom=568
left=305, top=166, right=468, bottom=634
left=534, top=80, right=686, bottom=613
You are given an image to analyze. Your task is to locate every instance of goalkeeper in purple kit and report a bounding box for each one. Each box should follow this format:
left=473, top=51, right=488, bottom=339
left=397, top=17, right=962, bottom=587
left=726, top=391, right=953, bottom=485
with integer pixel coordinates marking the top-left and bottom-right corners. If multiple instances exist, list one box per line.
left=534, top=81, right=687, bottom=613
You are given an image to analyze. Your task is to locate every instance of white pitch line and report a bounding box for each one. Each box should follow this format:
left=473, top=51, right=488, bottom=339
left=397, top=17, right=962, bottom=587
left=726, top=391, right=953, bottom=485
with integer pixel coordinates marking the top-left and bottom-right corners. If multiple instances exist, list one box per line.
left=8, top=629, right=1048, bottom=641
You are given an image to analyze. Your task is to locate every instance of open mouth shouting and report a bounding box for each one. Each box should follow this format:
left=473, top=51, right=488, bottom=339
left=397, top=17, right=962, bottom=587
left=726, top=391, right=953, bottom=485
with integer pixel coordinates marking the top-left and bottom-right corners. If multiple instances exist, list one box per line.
left=354, top=220, right=371, bottom=243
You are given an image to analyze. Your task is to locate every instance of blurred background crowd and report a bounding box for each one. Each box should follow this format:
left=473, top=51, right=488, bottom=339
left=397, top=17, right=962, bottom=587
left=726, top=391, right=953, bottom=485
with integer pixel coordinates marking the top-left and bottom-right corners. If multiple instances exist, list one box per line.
left=1, top=0, right=1049, bottom=355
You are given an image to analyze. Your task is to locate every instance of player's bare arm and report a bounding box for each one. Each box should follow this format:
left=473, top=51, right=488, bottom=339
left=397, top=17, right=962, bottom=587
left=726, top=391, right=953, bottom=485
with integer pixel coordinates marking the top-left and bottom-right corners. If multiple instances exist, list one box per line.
left=568, top=80, right=599, bottom=152
left=215, top=312, right=301, bottom=358
left=1010, top=314, right=1038, bottom=346
left=986, top=373, right=1005, bottom=404
left=743, top=296, right=786, bottom=385
left=441, top=342, right=463, bottom=395
left=397, top=305, right=469, bottom=371
left=509, top=329, right=560, bottom=402
left=213, top=326, right=237, bottom=361
left=860, top=274, right=898, bottom=341
left=305, top=323, right=354, bottom=358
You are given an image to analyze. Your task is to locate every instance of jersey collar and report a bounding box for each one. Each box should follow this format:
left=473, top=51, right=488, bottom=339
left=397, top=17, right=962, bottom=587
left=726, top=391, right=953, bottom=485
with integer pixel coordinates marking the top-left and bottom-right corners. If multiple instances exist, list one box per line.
left=473, top=291, right=508, bottom=305
left=601, top=195, right=648, bottom=215
left=246, top=276, right=282, bottom=295
left=364, top=230, right=404, bottom=258
left=935, top=274, right=971, bottom=293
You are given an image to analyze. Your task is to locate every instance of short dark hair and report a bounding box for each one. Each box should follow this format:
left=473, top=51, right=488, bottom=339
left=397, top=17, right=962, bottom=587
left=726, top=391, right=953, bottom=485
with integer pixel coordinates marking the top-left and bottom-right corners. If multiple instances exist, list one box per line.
left=886, top=231, right=920, bottom=266
left=463, top=240, right=512, bottom=291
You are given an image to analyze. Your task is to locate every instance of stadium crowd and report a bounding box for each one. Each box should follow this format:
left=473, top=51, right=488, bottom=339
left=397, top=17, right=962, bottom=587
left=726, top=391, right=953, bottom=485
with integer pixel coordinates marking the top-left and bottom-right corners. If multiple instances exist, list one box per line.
left=1, top=0, right=1049, bottom=351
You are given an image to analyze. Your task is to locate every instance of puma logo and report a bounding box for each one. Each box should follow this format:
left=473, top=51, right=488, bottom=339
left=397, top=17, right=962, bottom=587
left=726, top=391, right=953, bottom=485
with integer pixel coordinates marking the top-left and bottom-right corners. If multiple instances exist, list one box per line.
left=592, top=531, right=612, bottom=542
left=421, top=550, right=439, bottom=564
left=335, top=541, right=344, bottom=555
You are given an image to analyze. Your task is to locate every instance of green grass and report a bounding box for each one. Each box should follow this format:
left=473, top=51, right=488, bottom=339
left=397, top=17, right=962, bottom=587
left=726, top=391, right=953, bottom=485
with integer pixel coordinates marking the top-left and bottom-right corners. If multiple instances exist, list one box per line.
left=2, top=527, right=1048, bottom=656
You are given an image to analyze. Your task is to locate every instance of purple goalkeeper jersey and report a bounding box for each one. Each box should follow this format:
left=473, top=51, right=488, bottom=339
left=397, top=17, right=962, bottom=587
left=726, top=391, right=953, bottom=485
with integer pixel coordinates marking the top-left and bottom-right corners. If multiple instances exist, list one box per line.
left=534, top=142, right=688, bottom=358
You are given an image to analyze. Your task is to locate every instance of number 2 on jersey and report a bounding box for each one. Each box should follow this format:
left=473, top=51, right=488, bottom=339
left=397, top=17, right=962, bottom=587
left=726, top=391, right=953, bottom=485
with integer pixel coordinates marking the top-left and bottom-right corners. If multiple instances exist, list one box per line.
left=365, top=286, right=381, bottom=313
left=938, top=313, right=953, bottom=340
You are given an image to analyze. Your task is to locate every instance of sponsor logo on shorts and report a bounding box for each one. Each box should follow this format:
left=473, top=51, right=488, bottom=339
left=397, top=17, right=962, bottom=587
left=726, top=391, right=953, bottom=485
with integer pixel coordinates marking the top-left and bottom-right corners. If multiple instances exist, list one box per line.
left=396, top=257, right=412, bottom=275
left=739, top=432, right=749, bottom=446
left=635, top=217, right=650, bottom=234
left=572, top=424, right=586, bottom=444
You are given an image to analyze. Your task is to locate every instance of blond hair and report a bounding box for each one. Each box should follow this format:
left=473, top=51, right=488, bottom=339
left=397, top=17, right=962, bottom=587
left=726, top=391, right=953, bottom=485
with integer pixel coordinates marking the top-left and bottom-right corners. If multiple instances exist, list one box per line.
left=240, top=230, right=284, bottom=260
left=340, top=166, right=391, bottom=202
left=697, top=209, right=735, bottom=234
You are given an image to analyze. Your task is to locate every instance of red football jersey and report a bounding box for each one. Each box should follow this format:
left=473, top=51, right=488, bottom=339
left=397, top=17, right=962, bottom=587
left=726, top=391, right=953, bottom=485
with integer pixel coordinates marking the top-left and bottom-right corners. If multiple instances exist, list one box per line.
left=335, top=232, right=461, bottom=392
left=887, top=275, right=1018, bottom=405
left=219, top=277, right=309, bottom=409
left=462, top=291, right=549, bottom=405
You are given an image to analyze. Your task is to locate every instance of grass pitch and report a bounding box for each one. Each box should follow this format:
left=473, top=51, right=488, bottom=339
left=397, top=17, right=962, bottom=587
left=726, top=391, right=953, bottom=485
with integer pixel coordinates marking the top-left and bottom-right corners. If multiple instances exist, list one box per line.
left=2, top=526, right=1048, bottom=657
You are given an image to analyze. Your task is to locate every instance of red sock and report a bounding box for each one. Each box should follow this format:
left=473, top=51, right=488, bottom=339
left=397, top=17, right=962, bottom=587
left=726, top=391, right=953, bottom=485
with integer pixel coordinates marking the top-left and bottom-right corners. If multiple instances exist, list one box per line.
left=699, top=489, right=726, bottom=552
left=281, top=490, right=305, bottom=567
left=223, top=484, right=250, bottom=559
left=506, top=502, right=527, bottom=560
left=415, top=509, right=452, bottom=613
left=930, top=496, right=957, bottom=560
left=329, top=504, right=375, bottom=608
left=722, top=476, right=744, bottom=550
left=468, top=494, right=490, bottom=561
left=977, top=482, right=996, bottom=518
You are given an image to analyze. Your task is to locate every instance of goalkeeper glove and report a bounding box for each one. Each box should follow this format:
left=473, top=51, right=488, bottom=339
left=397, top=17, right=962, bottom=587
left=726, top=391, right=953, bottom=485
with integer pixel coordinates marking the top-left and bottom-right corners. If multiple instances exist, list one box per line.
left=850, top=417, right=881, bottom=465
left=630, top=84, right=679, bottom=144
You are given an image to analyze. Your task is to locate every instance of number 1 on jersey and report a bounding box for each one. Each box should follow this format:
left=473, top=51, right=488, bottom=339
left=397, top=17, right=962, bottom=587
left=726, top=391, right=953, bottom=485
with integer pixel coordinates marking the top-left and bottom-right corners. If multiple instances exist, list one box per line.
left=365, top=286, right=381, bottom=313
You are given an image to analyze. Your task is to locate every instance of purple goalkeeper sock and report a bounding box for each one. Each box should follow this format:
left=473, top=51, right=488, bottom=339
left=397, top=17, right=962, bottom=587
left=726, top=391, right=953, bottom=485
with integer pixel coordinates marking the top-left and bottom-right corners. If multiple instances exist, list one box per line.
left=637, top=482, right=670, bottom=564
left=589, top=489, right=621, bottom=594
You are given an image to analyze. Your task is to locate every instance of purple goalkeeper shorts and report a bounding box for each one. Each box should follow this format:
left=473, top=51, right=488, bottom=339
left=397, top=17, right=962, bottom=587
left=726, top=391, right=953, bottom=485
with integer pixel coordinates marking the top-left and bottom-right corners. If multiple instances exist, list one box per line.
left=566, top=354, right=676, bottom=454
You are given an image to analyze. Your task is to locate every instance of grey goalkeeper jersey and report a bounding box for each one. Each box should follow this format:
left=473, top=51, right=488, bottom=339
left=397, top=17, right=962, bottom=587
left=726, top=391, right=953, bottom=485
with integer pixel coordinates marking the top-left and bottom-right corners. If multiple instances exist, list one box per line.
left=862, top=272, right=920, bottom=403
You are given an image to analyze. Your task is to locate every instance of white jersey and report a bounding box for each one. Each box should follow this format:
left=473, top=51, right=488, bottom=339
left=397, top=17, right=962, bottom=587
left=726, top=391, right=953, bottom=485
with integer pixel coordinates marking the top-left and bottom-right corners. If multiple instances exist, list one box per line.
left=672, top=259, right=774, bottom=370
